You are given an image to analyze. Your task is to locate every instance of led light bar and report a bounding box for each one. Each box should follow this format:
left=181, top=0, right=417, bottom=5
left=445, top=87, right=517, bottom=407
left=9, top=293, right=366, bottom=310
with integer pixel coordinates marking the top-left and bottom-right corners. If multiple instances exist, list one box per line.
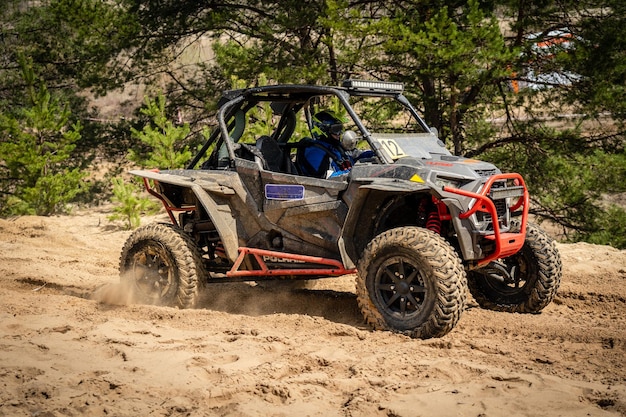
left=342, top=79, right=404, bottom=93
left=490, top=186, right=525, bottom=200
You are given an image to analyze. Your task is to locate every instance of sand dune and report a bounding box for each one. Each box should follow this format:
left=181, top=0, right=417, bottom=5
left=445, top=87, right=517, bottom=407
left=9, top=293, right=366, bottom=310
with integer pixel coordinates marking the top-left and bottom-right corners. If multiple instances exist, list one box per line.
left=1, top=207, right=625, bottom=416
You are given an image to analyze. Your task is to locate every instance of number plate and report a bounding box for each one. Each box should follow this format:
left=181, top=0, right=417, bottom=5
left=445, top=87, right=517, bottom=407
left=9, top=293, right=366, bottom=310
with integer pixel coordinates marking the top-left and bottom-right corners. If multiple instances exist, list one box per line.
left=377, top=138, right=407, bottom=160
left=265, top=184, right=305, bottom=200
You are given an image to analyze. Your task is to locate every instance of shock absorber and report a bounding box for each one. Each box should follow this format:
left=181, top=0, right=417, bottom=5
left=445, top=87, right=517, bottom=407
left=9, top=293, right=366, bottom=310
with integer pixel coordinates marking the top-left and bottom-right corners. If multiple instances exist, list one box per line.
left=426, top=196, right=451, bottom=235
left=426, top=210, right=442, bottom=234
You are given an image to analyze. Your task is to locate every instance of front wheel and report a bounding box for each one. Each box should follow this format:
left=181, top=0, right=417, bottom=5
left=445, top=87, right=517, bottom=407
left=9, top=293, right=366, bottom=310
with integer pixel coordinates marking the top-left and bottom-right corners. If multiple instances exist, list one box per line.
left=356, top=227, right=468, bottom=339
left=468, top=221, right=562, bottom=313
left=119, top=223, right=206, bottom=308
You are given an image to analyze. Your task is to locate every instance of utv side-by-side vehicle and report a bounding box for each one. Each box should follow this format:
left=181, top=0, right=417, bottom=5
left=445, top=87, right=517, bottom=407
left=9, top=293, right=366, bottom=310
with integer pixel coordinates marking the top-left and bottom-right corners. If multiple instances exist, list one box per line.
left=119, top=80, right=562, bottom=339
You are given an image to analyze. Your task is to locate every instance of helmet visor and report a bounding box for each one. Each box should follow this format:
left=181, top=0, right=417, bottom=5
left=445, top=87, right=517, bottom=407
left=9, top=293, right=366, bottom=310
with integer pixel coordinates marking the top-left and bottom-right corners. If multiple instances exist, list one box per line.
left=328, top=123, right=344, bottom=136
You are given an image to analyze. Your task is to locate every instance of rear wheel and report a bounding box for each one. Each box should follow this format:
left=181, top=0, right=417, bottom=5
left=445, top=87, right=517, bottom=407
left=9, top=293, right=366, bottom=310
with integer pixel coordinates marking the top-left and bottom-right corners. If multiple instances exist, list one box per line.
left=119, top=223, right=206, bottom=308
left=356, top=227, right=467, bottom=339
left=468, top=221, right=562, bottom=313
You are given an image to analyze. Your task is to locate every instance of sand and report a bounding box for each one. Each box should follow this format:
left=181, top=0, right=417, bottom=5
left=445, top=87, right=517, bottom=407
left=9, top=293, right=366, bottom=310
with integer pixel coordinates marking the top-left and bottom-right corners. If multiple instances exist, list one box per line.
left=1, top=206, right=625, bottom=416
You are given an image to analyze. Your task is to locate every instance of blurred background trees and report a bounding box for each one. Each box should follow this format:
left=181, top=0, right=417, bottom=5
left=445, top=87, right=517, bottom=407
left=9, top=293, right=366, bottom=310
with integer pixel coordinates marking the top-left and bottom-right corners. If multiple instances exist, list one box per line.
left=0, top=0, right=624, bottom=246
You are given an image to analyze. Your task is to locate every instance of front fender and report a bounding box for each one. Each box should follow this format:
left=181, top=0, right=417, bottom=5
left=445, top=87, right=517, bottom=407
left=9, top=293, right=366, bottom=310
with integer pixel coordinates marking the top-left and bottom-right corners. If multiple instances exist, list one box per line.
left=338, top=179, right=431, bottom=269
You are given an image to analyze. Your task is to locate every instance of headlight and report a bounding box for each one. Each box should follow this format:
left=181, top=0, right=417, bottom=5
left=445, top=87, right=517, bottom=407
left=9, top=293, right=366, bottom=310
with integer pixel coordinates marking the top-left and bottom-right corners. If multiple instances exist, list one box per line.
left=435, top=176, right=463, bottom=189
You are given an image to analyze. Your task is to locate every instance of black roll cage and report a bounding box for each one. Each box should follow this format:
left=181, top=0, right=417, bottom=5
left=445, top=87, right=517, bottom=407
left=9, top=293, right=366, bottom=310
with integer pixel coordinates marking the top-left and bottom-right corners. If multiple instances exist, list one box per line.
left=187, top=83, right=432, bottom=170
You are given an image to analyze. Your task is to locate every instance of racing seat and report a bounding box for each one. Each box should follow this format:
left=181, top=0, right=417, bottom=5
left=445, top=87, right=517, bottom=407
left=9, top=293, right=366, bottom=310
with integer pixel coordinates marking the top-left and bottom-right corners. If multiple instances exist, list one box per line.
left=256, top=135, right=297, bottom=174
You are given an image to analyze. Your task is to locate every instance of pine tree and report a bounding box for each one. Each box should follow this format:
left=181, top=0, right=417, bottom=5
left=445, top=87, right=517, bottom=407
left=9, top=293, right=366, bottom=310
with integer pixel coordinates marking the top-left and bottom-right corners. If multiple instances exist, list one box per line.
left=0, top=59, right=87, bottom=215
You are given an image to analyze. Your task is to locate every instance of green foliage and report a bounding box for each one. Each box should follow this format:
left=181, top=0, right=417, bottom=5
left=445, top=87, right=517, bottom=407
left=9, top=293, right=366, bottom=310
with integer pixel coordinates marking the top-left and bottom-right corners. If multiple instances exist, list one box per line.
left=581, top=205, right=626, bottom=249
left=484, top=128, right=626, bottom=248
left=366, top=0, right=517, bottom=154
left=0, top=60, right=87, bottom=215
left=107, top=177, right=160, bottom=230
left=210, top=1, right=331, bottom=85
left=129, top=93, right=192, bottom=169
left=2, top=0, right=625, bottom=247
left=568, top=0, right=626, bottom=120
left=108, top=92, right=195, bottom=229
left=0, top=0, right=140, bottom=97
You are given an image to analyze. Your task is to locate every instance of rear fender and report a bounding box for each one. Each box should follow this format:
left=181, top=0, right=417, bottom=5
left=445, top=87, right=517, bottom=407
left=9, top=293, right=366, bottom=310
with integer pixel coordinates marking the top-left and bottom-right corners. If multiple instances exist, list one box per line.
left=131, top=170, right=240, bottom=263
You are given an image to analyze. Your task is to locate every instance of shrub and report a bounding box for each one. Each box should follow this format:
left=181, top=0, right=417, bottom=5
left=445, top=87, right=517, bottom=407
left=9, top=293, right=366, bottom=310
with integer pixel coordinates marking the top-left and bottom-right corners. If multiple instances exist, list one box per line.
left=108, top=177, right=160, bottom=229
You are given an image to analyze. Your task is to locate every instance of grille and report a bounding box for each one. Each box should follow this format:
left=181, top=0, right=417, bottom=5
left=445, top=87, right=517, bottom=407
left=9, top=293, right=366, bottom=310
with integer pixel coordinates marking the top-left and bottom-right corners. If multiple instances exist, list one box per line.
left=475, top=169, right=496, bottom=178
left=476, top=180, right=510, bottom=231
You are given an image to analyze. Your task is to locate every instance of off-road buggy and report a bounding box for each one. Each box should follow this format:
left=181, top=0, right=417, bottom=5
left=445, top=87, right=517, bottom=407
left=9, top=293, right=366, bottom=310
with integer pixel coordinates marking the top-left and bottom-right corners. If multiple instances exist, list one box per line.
left=119, top=80, right=562, bottom=339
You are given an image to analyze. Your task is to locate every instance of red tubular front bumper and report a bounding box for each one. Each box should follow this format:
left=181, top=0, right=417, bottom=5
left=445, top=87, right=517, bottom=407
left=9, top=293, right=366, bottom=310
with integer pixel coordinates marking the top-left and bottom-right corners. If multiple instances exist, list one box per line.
left=443, top=173, right=529, bottom=266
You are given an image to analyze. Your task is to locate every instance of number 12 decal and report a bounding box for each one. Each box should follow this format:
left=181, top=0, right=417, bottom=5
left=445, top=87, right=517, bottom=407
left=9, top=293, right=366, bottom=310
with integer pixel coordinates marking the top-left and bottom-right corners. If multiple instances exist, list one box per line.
left=378, top=138, right=407, bottom=160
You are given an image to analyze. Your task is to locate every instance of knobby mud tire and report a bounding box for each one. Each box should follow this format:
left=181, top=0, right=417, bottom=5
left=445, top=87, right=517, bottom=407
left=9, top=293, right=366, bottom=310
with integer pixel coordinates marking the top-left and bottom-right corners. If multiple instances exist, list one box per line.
left=468, top=221, right=562, bottom=313
left=356, top=227, right=468, bottom=339
left=119, top=223, right=206, bottom=309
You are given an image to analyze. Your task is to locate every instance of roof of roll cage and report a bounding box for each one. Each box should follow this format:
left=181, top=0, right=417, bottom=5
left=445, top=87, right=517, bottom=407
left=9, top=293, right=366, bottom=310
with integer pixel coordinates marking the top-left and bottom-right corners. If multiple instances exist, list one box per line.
left=218, top=80, right=405, bottom=105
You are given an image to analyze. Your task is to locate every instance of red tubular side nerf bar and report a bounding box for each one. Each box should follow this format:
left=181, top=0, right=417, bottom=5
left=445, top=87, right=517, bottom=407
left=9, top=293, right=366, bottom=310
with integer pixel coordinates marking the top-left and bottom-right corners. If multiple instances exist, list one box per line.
left=443, top=173, right=529, bottom=266
left=228, top=247, right=356, bottom=278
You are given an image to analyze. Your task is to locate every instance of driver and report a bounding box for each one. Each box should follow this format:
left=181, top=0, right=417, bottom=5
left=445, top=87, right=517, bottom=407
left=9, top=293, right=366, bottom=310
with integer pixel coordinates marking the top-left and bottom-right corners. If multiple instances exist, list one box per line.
left=298, top=110, right=353, bottom=178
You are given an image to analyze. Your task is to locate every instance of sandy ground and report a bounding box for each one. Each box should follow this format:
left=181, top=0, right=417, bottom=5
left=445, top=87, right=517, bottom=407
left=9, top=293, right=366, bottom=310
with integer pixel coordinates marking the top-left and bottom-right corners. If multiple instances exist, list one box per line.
left=1, top=206, right=625, bottom=417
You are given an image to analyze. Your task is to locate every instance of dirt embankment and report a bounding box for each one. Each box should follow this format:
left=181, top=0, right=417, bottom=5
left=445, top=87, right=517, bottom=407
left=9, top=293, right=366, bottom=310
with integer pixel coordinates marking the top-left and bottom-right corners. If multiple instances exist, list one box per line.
left=1, top=207, right=625, bottom=417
